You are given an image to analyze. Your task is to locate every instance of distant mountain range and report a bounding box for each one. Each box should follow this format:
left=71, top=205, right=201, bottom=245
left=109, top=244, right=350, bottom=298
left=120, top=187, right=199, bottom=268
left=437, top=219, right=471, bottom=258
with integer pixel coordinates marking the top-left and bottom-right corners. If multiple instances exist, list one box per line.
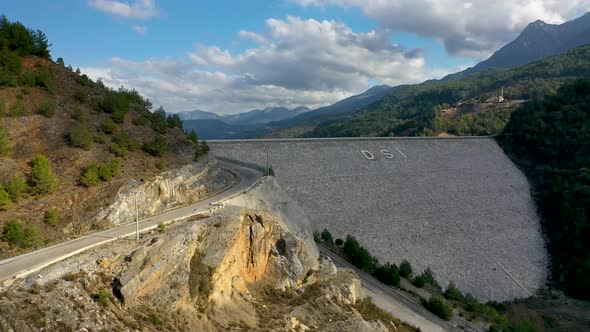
left=181, top=106, right=310, bottom=140
left=183, top=12, right=590, bottom=140
left=444, top=12, right=590, bottom=80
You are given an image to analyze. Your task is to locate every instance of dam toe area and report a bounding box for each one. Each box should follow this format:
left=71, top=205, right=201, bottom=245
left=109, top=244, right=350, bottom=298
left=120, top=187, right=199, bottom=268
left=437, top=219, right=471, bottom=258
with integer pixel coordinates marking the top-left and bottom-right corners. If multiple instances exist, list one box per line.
left=210, top=138, right=548, bottom=301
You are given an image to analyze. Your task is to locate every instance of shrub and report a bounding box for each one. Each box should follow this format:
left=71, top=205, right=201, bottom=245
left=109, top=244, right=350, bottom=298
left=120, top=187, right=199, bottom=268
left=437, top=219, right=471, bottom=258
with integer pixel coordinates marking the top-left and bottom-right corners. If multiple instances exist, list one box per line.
left=132, top=114, right=149, bottom=126
left=399, top=260, right=413, bottom=278
left=68, top=122, right=93, bottom=150
left=96, top=289, right=110, bottom=306
left=0, top=126, right=9, bottom=156
left=94, top=131, right=108, bottom=144
left=374, top=263, right=400, bottom=287
left=4, top=175, right=26, bottom=202
left=166, top=113, right=183, bottom=128
left=444, top=281, right=464, bottom=301
left=30, top=154, right=58, bottom=194
left=343, top=235, right=378, bottom=273
left=420, top=267, right=441, bottom=289
left=424, top=296, right=453, bottom=321
left=108, top=158, right=121, bottom=177
left=320, top=228, right=333, bottom=244
left=0, top=186, right=10, bottom=210
left=98, top=164, right=113, bottom=181
left=56, top=57, right=64, bottom=66
left=101, top=118, right=117, bottom=134
left=73, top=90, right=87, bottom=103
left=150, top=107, right=168, bottom=134
left=80, top=163, right=100, bottom=187
left=142, top=135, right=167, bottom=156
left=44, top=209, right=59, bottom=227
left=334, top=238, right=344, bottom=246
left=187, top=130, right=198, bottom=143
left=9, top=101, right=25, bottom=116
left=2, top=219, right=25, bottom=248
left=157, top=222, right=166, bottom=233
left=413, top=275, right=426, bottom=288
left=110, top=144, right=128, bottom=158
left=38, top=98, right=55, bottom=118
left=34, top=66, right=54, bottom=92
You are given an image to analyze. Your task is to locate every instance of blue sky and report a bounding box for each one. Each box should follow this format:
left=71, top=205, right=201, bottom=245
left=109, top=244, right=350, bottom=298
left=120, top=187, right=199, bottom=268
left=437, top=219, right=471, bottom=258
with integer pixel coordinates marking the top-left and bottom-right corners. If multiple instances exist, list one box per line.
left=2, top=1, right=588, bottom=114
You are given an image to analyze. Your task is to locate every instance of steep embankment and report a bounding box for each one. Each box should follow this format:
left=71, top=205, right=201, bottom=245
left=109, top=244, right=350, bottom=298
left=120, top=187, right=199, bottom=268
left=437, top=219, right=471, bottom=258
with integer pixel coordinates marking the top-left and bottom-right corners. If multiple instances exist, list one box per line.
left=0, top=16, right=218, bottom=259
left=0, top=178, right=415, bottom=332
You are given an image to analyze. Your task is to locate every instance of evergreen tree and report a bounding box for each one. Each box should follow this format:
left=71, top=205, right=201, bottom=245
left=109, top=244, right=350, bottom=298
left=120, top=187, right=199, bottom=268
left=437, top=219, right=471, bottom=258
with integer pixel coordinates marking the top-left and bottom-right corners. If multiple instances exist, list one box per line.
left=2, top=219, right=24, bottom=248
left=4, top=175, right=26, bottom=202
left=56, top=57, right=64, bottom=66
left=187, top=130, right=198, bottom=144
left=399, top=260, right=413, bottom=278
left=0, top=186, right=10, bottom=210
left=0, top=126, right=9, bottom=156
left=69, top=122, right=93, bottom=150
left=80, top=163, right=100, bottom=187
left=30, top=154, right=58, bottom=194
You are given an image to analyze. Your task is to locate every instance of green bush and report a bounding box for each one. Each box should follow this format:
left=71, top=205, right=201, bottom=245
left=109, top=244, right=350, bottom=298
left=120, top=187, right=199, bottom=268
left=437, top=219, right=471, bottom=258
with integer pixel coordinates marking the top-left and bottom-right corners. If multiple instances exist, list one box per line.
left=423, top=296, right=453, bottom=321
left=420, top=267, right=441, bottom=289
left=56, top=57, right=64, bottom=66
left=157, top=222, right=166, bottom=233
left=0, top=186, right=10, bottom=210
left=110, top=144, right=128, bottom=158
left=186, top=130, right=198, bottom=143
left=2, top=219, right=25, bottom=248
left=444, top=281, right=464, bottom=301
left=132, top=114, right=149, bottom=126
left=71, top=107, right=86, bottom=121
left=73, top=90, right=87, bottom=103
left=96, top=289, right=110, bottom=306
left=413, top=274, right=426, bottom=288
left=34, top=67, right=54, bottom=92
left=80, top=163, right=100, bottom=187
left=9, top=101, right=25, bottom=116
left=150, top=107, right=168, bottom=134
left=44, top=209, right=59, bottom=227
left=101, top=118, right=117, bottom=134
left=38, top=98, right=55, bottom=118
left=320, top=228, right=333, bottom=244
left=342, top=235, right=378, bottom=273
left=94, top=131, right=108, bottom=144
left=374, top=263, right=400, bottom=287
left=334, top=238, right=344, bottom=246
left=399, top=260, right=413, bottom=278
left=30, top=154, right=58, bottom=194
left=68, top=122, right=93, bottom=150
left=0, top=126, right=9, bottom=156
left=4, top=175, right=26, bottom=202
left=142, top=135, right=167, bottom=156
left=0, top=48, right=22, bottom=74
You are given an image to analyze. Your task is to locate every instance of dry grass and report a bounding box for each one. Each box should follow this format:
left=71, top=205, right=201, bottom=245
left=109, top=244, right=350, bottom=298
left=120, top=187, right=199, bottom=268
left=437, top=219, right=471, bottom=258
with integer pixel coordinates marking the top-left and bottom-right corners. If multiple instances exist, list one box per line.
left=355, top=297, right=420, bottom=332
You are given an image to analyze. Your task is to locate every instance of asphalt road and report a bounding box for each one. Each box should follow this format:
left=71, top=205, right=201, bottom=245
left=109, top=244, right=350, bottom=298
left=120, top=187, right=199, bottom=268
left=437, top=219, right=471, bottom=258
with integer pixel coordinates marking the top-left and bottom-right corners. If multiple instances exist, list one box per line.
left=318, top=245, right=459, bottom=332
left=0, top=161, right=263, bottom=287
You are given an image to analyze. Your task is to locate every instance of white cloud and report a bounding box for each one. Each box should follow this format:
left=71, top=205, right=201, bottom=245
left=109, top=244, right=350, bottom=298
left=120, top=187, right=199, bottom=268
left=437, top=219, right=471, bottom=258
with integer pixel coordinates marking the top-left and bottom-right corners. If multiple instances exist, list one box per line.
left=81, top=16, right=459, bottom=114
left=88, top=0, right=159, bottom=20
left=132, top=25, right=148, bottom=34
left=291, top=0, right=589, bottom=58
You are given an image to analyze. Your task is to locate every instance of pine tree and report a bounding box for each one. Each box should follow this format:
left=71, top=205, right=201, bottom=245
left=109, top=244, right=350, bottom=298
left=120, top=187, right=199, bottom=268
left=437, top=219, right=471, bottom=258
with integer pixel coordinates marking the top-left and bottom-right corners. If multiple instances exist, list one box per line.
left=0, top=186, right=10, bottom=210
left=80, top=163, right=100, bottom=187
left=0, top=126, right=9, bottom=156
left=30, top=154, right=58, bottom=194
left=56, top=57, right=64, bottom=67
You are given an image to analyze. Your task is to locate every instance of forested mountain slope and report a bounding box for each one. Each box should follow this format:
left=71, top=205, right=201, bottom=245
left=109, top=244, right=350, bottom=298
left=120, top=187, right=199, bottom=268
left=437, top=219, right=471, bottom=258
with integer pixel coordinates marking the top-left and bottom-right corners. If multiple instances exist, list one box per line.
left=304, top=45, right=590, bottom=138
left=498, top=79, right=590, bottom=300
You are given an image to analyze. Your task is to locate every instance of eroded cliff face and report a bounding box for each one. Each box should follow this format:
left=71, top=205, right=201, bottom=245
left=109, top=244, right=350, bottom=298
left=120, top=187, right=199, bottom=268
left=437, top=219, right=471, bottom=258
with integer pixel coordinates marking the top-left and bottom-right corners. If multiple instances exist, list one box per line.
left=0, top=177, right=396, bottom=332
left=95, top=157, right=234, bottom=225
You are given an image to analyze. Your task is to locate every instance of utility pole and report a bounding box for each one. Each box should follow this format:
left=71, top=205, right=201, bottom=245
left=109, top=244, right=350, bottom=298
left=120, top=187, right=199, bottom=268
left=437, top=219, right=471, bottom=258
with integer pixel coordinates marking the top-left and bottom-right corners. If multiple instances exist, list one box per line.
left=266, top=148, right=269, bottom=175
left=135, top=191, right=139, bottom=243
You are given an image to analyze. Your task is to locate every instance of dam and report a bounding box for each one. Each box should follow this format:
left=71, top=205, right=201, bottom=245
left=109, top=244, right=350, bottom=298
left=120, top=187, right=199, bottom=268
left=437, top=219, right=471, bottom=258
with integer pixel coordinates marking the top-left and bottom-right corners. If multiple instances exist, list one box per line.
left=209, top=137, right=547, bottom=301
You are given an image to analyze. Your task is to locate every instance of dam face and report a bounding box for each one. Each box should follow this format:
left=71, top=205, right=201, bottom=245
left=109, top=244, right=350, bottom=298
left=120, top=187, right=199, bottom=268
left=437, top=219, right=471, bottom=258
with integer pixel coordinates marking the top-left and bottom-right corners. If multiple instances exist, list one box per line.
left=209, top=137, right=547, bottom=301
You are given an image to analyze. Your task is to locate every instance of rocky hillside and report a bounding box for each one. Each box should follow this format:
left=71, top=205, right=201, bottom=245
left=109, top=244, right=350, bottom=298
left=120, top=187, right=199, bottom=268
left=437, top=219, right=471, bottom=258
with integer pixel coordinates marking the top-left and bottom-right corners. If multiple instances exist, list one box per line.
left=0, top=178, right=415, bottom=332
left=0, top=16, right=220, bottom=259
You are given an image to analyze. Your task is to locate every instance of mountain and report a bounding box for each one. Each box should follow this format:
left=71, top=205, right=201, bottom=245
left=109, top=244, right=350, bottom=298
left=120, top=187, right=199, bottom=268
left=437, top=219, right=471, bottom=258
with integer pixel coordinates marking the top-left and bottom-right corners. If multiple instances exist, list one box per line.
left=177, top=110, right=223, bottom=121
left=181, top=106, right=310, bottom=139
left=223, top=106, right=310, bottom=125
left=264, top=84, right=396, bottom=137
left=304, top=45, right=590, bottom=138
left=444, top=12, right=590, bottom=80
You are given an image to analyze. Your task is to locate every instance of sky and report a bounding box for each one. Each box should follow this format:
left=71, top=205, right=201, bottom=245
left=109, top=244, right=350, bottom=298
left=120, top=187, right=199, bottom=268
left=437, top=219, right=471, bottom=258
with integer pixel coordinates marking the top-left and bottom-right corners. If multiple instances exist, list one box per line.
left=3, top=1, right=589, bottom=114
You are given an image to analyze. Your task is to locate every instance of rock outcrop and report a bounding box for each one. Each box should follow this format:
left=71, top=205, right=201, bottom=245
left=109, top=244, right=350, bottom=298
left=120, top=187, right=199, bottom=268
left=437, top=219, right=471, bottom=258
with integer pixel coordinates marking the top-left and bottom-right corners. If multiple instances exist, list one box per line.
left=95, top=157, right=234, bottom=225
left=0, top=175, right=407, bottom=332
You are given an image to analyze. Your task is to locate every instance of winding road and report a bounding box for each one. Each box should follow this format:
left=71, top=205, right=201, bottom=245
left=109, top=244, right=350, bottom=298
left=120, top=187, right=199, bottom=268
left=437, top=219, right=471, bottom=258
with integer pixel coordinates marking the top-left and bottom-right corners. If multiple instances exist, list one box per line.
left=0, top=160, right=262, bottom=288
